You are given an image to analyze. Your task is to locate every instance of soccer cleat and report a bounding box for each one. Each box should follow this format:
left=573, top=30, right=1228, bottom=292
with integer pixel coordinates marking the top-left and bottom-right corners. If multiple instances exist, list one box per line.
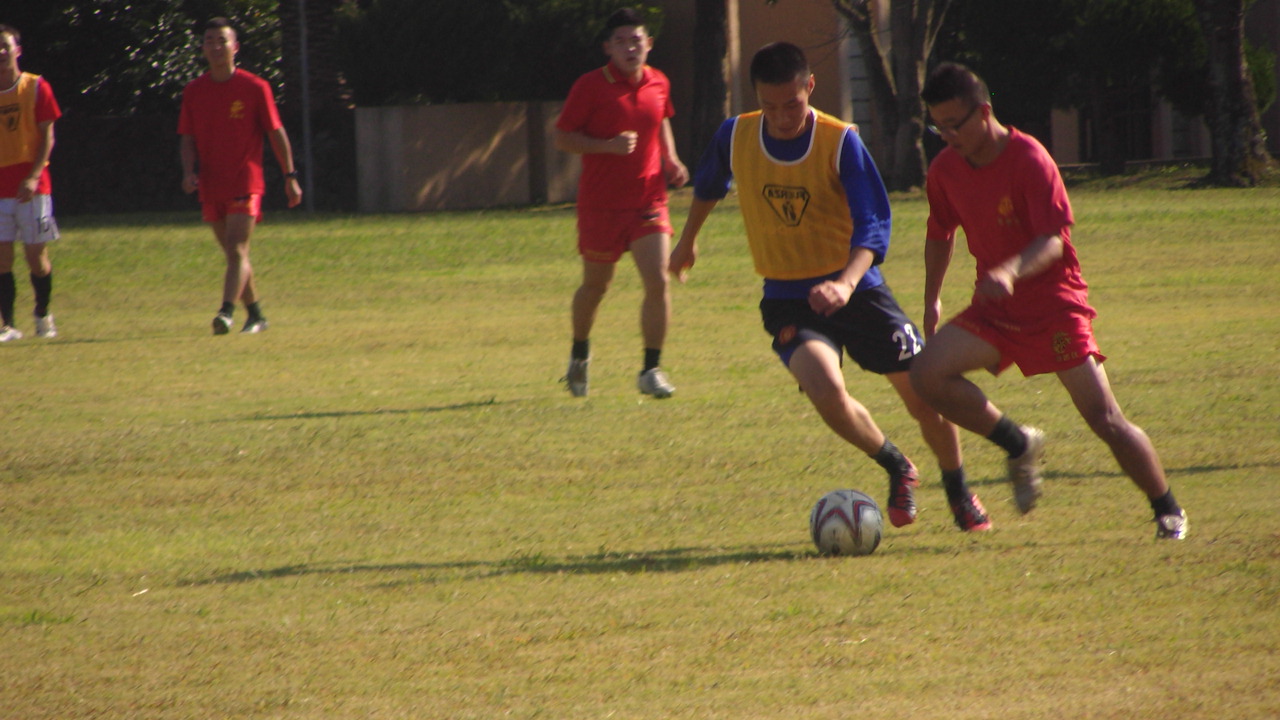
left=34, top=314, right=57, bottom=338
left=0, top=325, right=23, bottom=343
left=886, top=460, right=920, bottom=528
left=241, top=318, right=269, bottom=334
left=636, top=367, right=675, bottom=398
left=951, top=493, right=993, bottom=532
left=1007, top=426, right=1046, bottom=513
left=562, top=357, right=590, bottom=397
left=1155, top=510, right=1189, bottom=540
left=212, top=312, right=233, bottom=335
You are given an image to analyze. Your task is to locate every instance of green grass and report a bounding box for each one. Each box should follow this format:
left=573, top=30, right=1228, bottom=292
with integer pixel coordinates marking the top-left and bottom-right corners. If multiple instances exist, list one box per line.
left=2, top=172, right=1278, bottom=719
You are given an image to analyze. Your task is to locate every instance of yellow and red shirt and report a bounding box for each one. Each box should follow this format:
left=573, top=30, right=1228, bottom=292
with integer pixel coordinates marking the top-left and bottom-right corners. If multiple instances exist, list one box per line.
left=0, top=72, right=61, bottom=198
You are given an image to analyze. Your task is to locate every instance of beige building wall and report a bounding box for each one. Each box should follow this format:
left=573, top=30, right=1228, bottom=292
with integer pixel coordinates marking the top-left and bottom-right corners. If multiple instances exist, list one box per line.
left=734, top=0, right=850, bottom=122
left=648, top=0, right=851, bottom=162
left=356, top=102, right=577, bottom=213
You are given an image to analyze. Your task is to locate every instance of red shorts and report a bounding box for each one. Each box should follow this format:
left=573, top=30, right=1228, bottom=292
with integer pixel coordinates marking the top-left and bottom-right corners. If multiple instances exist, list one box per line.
left=951, top=304, right=1105, bottom=376
left=576, top=205, right=672, bottom=264
left=202, top=194, right=263, bottom=224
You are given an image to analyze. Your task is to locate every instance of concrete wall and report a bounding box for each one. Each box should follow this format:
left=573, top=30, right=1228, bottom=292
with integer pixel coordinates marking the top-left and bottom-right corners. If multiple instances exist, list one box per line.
left=355, top=101, right=578, bottom=213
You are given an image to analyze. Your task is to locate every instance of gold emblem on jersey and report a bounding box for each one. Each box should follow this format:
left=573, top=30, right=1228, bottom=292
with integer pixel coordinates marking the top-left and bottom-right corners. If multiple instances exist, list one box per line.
left=763, top=185, right=810, bottom=227
left=229, top=100, right=245, bottom=120
left=997, top=195, right=1021, bottom=228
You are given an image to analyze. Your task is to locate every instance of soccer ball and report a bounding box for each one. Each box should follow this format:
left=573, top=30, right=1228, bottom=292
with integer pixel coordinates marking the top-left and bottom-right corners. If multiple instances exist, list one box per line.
left=809, top=489, right=883, bottom=556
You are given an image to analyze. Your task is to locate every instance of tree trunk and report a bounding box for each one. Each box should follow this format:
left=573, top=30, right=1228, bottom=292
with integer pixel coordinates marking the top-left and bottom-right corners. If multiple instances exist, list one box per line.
left=1192, top=0, right=1272, bottom=186
left=833, top=0, right=951, bottom=191
left=691, top=0, right=730, bottom=165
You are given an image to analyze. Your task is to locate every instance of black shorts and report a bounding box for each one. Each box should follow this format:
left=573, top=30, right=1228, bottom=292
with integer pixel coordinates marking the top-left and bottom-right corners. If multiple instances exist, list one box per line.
left=760, top=284, right=924, bottom=374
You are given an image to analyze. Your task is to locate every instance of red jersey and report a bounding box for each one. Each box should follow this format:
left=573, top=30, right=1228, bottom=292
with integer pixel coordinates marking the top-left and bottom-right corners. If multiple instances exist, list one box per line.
left=925, top=128, right=1094, bottom=327
left=178, top=68, right=283, bottom=203
left=0, top=73, right=61, bottom=198
left=556, top=62, right=674, bottom=210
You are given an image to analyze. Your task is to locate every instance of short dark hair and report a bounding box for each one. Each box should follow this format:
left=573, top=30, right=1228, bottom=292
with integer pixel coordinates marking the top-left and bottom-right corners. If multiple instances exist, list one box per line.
left=204, top=17, right=237, bottom=35
left=750, top=42, right=810, bottom=86
left=0, top=24, right=21, bottom=45
left=921, top=62, right=991, bottom=108
left=601, top=8, right=648, bottom=39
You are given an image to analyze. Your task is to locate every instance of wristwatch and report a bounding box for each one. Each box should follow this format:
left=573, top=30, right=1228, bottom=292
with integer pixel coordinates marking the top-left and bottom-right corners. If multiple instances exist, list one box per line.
left=285, top=171, right=300, bottom=179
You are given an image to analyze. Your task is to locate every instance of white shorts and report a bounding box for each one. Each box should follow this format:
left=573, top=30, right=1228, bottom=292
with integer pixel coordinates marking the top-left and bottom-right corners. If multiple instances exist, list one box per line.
left=0, top=195, right=61, bottom=245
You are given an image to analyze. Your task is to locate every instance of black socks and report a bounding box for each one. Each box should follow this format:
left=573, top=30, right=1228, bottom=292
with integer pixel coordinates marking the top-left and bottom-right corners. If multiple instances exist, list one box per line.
left=31, top=272, right=52, bottom=317
left=987, top=415, right=1028, bottom=458
left=872, top=439, right=911, bottom=479
left=643, top=348, right=662, bottom=373
left=1150, top=489, right=1181, bottom=517
left=941, top=466, right=973, bottom=505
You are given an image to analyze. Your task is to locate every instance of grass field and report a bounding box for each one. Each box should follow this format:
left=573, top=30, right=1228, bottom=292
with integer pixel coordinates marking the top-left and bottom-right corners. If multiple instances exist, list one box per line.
left=2, top=172, right=1278, bottom=719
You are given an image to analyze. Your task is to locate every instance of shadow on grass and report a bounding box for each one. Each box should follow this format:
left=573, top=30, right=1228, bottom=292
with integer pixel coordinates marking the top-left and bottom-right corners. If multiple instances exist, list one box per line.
left=180, top=544, right=824, bottom=589
left=963, top=461, right=1273, bottom=488
left=213, top=398, right=500, bottom=422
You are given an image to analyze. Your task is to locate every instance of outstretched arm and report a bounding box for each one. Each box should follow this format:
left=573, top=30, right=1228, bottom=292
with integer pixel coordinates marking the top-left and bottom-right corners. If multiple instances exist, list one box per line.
left=180, top=134, right=199, bottom=195
left=267, top=127, right=302, bottom=208
left=16, top=120, right=55, bottom=203
left=922, top=238, right=955, bottom=338
left=659, top=118, right=688, bottom=187
left=669, top=197, right=719, bottom=282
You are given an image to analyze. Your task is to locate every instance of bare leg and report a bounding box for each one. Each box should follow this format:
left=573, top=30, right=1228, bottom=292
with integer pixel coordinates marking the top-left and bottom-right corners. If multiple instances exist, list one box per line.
left=629, top=232, right=670, bottom=351
left=886, top=371, right=962, bottom=472
left=211, top=213, right=258, bottom=307
left=1058, top=356, right=1170, bottom=499
left=788, top=339, right=885, bottom=455
left=908, top=324, right=1006, bottom=436
left=571, top=259, right=615, bottom=342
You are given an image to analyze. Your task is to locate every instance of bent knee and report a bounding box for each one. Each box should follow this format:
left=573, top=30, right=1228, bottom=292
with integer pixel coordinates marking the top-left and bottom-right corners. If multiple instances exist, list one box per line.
left=1082, top=407, right=1132, bottom=443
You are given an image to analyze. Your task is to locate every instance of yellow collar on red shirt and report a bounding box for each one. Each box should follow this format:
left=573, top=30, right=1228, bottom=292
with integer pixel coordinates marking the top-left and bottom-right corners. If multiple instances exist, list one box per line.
left=602, top=62, right=649, bottom=87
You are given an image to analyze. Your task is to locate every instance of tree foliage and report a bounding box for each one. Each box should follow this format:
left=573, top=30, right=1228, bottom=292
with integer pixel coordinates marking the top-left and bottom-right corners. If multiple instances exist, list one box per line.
left=10, top=0, right=280, bottom=117
left=334, top=0, right=663, bottom=106
left=939, top=0, right=1273, bottom=177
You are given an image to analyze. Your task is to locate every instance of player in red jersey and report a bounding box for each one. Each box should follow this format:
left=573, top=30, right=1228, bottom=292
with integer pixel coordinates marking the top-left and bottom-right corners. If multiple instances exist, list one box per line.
left=909, top=62, right=1187, bottom=539
left=554, top=7, right=688, bottom=398
left=0, top=24, right=60, bottom=342
left=179, top=17, right=301, bottom=335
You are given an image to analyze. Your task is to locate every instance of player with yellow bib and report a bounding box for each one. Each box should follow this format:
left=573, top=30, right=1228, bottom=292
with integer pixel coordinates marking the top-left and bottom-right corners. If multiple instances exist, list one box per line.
left=670, top=42, right=991, bottom=533
left=0, top=24, right=60, bottom=342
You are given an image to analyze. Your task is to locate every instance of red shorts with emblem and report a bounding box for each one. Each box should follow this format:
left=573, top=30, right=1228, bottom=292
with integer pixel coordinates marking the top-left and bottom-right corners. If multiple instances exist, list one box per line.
left=951, top=304, right=1105, bottom=376
left=576, top=205, right=672, bottom=264
left=202, top=194, right=263, bottom=224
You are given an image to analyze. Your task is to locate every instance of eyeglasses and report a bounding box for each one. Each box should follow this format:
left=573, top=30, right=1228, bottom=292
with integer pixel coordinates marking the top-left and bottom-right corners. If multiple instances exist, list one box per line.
left=927, top=104, right=982, bottom=136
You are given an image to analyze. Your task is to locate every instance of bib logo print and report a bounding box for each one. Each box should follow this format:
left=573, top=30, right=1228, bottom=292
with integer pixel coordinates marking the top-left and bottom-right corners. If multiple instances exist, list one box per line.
left=763, top=185, right=810, bottom=227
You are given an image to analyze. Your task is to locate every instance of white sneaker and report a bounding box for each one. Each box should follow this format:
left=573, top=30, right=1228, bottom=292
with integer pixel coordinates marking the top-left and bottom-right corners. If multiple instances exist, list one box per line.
left=34, top=314, right=57, bottom=338
left=1156, top=510, right=1189, bottom=540
left=562, top=357, right=590, bottom=397
left=241, top=318, right=269, bottom=334
left=637, top=367, right=675, bottom=399
left=1007, top=426, right=1045, bottom=513
left=0, top=325, right=23, bottom=342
